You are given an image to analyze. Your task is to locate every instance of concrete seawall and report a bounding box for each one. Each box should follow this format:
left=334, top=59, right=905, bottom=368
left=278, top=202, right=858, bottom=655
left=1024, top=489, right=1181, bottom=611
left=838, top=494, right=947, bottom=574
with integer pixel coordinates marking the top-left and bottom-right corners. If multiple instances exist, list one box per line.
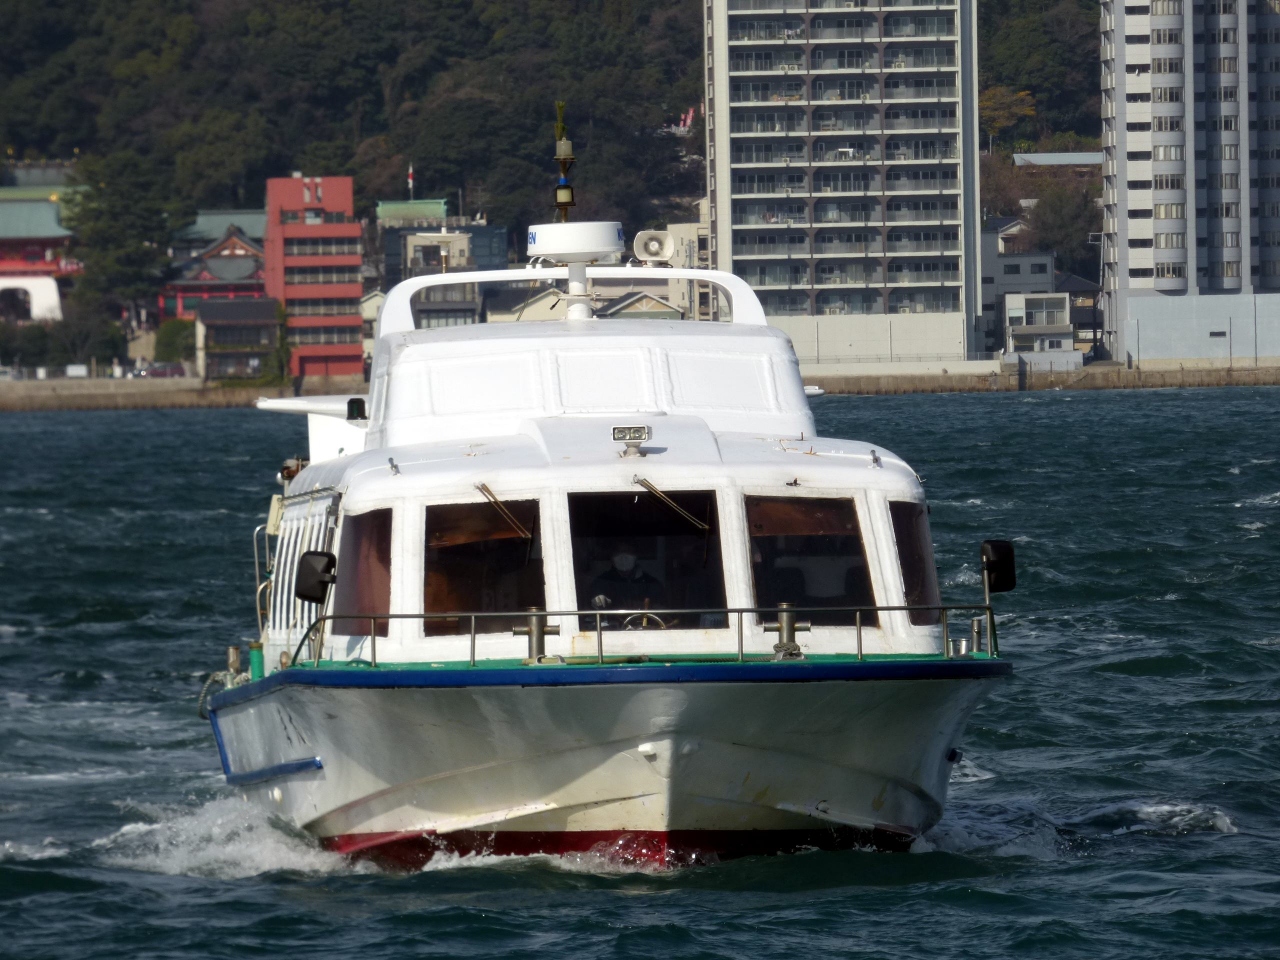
left=0, top=376, right=366, bottom=412
left=2, top=366, right=1279, bottom=412
left=807, top=363, right=1280, bottom=395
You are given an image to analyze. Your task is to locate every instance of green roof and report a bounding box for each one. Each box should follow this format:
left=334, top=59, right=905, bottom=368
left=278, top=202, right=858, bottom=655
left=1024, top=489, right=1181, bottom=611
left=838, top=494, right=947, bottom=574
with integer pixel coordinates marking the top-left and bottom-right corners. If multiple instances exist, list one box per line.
left=0, top=199, right=72, bottom=240
left=377, top=199, right=449, bottom=224
left=174, top=209, right=267, bottom=243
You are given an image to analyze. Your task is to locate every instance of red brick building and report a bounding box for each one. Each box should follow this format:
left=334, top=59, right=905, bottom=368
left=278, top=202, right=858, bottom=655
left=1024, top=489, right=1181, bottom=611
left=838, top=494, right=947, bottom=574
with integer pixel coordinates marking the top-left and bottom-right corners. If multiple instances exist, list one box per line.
left=264, top=175, right=364, bottom=378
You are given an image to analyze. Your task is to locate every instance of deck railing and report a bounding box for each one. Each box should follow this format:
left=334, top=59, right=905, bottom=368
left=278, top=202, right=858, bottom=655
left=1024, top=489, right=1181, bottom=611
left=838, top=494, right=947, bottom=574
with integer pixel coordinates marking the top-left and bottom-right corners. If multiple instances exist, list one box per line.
left=290, top=603, right=999, bottom=669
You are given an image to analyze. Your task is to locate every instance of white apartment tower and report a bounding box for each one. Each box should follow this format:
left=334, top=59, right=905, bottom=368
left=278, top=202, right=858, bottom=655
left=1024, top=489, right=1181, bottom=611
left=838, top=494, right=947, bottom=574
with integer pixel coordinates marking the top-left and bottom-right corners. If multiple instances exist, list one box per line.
left=1102, top=0, right=1280, bottom=363
left=704, top=0, right=985, bottom=360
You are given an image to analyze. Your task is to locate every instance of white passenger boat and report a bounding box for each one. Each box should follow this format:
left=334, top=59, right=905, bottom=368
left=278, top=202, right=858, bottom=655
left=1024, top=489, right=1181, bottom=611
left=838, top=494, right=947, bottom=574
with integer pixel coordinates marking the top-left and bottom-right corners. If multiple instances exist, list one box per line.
left=206, top=213, right=1017, bottom=870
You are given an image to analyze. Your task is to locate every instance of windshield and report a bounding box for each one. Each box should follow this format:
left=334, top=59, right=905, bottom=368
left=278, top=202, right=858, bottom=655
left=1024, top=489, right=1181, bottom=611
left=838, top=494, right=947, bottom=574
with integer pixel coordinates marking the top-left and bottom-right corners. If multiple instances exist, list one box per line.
left=424, top=500, right=544, bottom=635
left=568, top=490, right=727, bottom=630
left=888, top=500, right=941, bottom=625
left=745, top=496, right=878, bottom=626
left=331, top=509, right=392, bottom=636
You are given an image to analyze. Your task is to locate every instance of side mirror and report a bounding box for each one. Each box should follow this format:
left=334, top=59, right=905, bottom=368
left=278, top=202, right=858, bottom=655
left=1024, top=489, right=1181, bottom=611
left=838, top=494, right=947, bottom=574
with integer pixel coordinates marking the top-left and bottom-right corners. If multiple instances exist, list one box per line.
left=295, top=550, right=337, bottom=604
left=981, top=540, right=1016, bottom=594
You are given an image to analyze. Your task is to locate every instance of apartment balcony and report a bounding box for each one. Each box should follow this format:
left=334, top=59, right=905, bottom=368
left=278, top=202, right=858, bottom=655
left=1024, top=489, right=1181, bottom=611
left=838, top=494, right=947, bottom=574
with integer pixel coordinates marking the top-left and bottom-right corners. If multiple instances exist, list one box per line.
left=732, top=146, right=809, bottom=164
left=736, top=265, right=812, bottom=287
left=734, top=241, right=812, bottom=257
left=885, top=206, right=960, bottom=222
left=813, top=240, right=883, bottom=256
left=813, top=114, right=879, bottom=133
left=815, top=293, right=885, bottom=315
left=731, top=182, right=810, bottom=196
left=883, top=115, right=958, bottom=130
left=730, top=84, right=807, bottom=104
left=812, top=86, right=880, bottom=102
left=883, top=52, right=956, bottom=69
left=883, top=19, right=955, bottom=39
left=811, top=26, right=880, bottom=40
left=728, top=0, right=808, bottom=9
left=882, top=85, right=958, bottom=100
left=885, top=180, right=959, bottom=196
left=884, top=147, right=958, bottom=161
left=886, top=265, right=960, bottom=284
left=815, top=265, right=883, bottom=285
left=885, top=238, right=959, bottom=252
left=729, top=56, right=807, bottom=73
left=732, top=205, right=811, bottom=226
left=813, top=184, right=882, bottom=197
left=814, top=208, right=881, bottom=225
left=813, top=145, right=881, bottom=162
left=889, top=292, right=961, bottom=312
left=728, top=24, right=807, bottom=43
left=810, top=54, right=879, bottom=71
left=730, top=116, right=808, bottom=134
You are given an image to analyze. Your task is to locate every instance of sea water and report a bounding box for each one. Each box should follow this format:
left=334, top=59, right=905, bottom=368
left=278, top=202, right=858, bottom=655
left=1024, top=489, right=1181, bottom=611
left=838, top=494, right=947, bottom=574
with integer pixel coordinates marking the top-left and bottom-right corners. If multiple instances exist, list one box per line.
left=1, top=389, right=1277, bottom=958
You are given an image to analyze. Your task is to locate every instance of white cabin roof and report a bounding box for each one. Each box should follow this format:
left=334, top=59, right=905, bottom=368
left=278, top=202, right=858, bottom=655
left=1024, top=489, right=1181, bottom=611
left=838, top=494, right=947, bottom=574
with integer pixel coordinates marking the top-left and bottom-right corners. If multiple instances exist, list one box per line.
left=363, top=318, right=813, bottom=450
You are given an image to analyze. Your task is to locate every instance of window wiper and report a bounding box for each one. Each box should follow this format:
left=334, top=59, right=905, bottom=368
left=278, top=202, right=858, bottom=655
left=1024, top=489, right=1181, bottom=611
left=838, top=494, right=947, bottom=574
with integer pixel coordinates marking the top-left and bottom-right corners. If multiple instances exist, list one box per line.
left=633, top=476, right=710, bottom=531
left=476, top=483, right=532, bottom=539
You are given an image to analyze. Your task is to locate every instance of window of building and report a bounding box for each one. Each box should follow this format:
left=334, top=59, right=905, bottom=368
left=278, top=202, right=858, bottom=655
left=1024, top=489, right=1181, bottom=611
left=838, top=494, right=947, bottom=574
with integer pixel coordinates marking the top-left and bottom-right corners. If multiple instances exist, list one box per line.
left=1130, top=237, right=1155, bottom=247
left=745, top=497, right=877, bottom=627
left=332, top=509, right=392, bottom=637
left=1155, top=261, right=1187, bottom=277
left=1155, top=232, right=1187, bottom=247
left=1154, top=202, right=1186, bottom=218
left=1030, top=263, right=1048, bottom=274
left=1127, top=121, right=1153, bottom=131
left=284, top=237, right=362, bottom=256
left=424, top=500, right=544, bottom=636
left=285, top=298, right=361, bottom=317
left=569, top=491, right=726, bottom=631
left=287, top=325, right=362, bottom=345
left=1128, top=150, right=1154, bottom=161
left=1003, top=263, right=1022, bottom=274
left=1129, top=179, right=1154, bottom=190
left=1153, top=174, right=1185, bottom=189
left=1130, top=267, right=1156, bottom=277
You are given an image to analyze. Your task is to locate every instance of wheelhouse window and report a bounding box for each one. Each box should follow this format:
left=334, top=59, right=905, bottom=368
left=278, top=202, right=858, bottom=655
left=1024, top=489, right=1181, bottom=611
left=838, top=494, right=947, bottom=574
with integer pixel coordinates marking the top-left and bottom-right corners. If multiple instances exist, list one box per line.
left=568, top=491, right=726, bottom=630
left=424, top=500, right=544, bottom=636
left=889, top=501, right=941, bottom=625
left=331, top=509, right=392, bottom=636
left=745, top=496, right=877, bottom=626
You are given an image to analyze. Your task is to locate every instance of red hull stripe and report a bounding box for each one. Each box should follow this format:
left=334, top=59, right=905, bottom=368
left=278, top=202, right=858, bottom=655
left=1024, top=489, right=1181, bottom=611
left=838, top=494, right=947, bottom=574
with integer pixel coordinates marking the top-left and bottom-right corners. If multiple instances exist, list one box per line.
left=321, top=826, right=915, bottom=869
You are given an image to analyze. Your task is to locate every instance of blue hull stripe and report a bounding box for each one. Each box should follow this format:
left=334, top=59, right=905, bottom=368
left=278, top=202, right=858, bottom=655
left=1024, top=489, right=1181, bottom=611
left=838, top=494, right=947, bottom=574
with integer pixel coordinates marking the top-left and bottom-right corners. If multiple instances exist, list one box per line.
left=208, top=658, right=1010, bottom=711
left=224, top=756, right=324, bottom=787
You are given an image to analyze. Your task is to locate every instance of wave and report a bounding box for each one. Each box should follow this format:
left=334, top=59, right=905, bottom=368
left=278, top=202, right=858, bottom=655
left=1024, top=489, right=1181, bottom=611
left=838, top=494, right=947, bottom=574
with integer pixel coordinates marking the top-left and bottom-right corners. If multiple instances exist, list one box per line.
left=1061, top=800, right=1237, bottom=837
left=0, top=839, right=70, bottom=863
left=92, top=797, right=372, bottom=880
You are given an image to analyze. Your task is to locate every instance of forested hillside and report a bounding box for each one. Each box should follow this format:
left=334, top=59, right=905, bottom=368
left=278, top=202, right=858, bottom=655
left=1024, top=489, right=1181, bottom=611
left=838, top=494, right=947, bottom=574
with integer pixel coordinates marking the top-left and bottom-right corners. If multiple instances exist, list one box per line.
left=2, top=0, right=1099, bottom=234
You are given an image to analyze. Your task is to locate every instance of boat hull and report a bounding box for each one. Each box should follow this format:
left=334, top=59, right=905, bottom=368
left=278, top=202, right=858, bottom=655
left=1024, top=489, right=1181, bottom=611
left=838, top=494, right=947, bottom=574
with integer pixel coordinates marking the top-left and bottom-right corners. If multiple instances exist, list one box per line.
left=209, top=660, right=1007, bottom=868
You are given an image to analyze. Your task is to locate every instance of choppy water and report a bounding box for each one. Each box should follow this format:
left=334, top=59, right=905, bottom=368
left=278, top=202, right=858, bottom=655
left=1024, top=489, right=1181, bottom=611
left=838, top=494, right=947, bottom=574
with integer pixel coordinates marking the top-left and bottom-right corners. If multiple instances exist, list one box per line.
left=2, top=389, right=1279, bottom=958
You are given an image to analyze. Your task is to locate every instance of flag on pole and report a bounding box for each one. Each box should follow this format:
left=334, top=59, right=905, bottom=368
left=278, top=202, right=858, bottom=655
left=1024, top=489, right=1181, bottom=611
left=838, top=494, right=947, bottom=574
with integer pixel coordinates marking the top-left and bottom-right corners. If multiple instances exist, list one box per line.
left=407, top=163, right=414, bottom=200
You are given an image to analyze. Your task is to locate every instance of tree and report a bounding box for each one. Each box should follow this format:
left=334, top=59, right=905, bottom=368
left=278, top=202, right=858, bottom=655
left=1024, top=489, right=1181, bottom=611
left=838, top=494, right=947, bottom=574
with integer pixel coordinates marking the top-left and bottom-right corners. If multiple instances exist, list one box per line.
left=47, top=301, right=127, bottom=366
left=1027, top=181, right=1103, bottom=279
left=979, top=87, right=1037, bottom=153
left=271, top=301, right=291, bottom=384
left=63, top=151, right=173, bottom=324
left=153, top=318, right=194, bottom=362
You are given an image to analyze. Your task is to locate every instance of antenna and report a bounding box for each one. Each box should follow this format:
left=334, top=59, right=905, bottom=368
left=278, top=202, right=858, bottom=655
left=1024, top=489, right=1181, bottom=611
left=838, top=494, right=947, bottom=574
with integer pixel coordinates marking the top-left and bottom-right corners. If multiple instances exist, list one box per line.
left=553, top=101, right=576, bottom=222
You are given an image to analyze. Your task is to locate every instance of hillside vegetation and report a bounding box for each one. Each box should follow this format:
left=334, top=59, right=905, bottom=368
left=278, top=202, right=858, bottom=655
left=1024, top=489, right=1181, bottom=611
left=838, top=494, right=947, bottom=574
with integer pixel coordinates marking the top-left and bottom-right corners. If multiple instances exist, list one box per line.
left=3, top=0, right=1099, bottom=229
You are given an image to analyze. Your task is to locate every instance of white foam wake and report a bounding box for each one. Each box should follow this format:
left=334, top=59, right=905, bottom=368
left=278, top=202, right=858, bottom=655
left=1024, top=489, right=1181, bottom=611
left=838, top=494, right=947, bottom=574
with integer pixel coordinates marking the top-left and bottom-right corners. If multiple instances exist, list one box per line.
left=92, top=797, right=372, bottom=879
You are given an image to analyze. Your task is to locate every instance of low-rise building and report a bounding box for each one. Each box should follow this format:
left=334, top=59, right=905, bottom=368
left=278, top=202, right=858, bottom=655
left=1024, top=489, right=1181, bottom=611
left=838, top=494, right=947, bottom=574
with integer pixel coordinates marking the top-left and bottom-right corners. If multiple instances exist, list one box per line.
left=1003, top=292, right=1080, bottom=370
left=161, top=223, right=265, bottom=320
left=194, top=299, right=279, bottom=380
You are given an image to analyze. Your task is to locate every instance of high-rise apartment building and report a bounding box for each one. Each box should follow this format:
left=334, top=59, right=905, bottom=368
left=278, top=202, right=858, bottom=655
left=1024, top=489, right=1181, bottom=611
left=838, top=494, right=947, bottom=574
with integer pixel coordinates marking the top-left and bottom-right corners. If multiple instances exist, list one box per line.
left=264, top=175, right=364, bottom=378
left=704, top=0, right=985, bottom=359
left=1101, top=0, right=1280, bottom=364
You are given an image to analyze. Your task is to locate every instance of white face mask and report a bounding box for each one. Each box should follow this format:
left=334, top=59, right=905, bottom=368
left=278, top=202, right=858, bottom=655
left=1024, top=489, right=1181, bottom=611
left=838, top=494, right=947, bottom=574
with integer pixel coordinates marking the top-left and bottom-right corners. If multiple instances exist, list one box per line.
left=612, top=552, right=637, bottom=573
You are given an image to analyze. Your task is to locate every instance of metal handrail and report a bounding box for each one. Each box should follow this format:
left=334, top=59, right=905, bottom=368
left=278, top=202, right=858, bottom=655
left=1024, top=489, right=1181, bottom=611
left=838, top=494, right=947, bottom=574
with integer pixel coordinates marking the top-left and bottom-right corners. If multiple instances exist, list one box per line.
left=288, top=602, right=998, bottom=669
